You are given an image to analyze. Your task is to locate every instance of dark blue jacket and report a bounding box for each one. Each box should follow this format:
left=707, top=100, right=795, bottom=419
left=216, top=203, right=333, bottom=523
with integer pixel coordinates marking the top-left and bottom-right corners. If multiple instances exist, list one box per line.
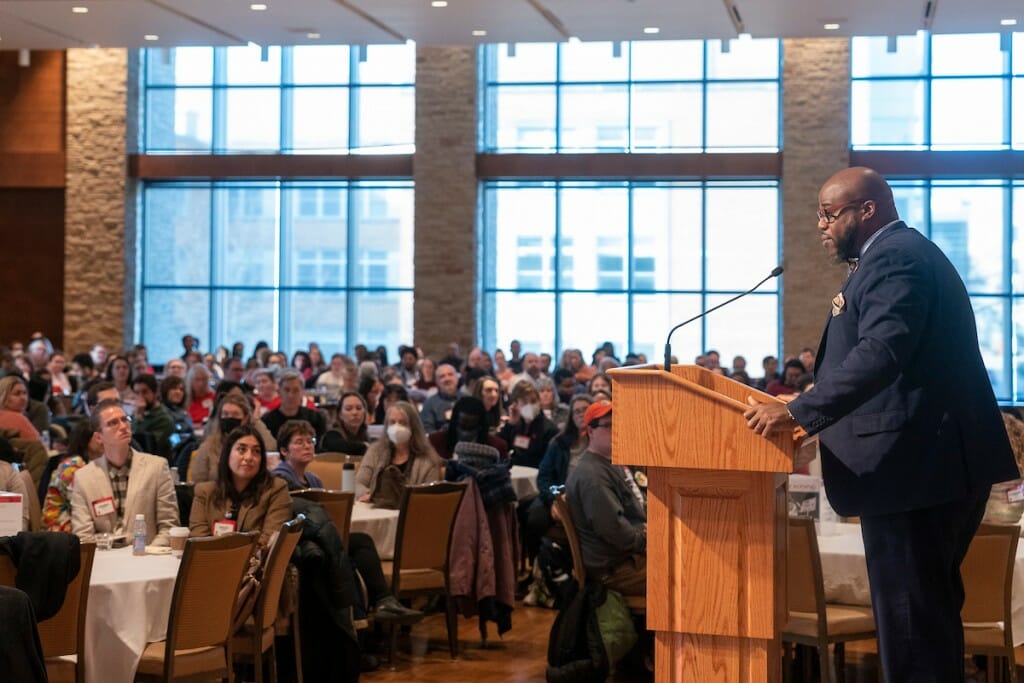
left=537, top=434, right=573, bottom=506
left=789, top=223, right=1018, bottom=516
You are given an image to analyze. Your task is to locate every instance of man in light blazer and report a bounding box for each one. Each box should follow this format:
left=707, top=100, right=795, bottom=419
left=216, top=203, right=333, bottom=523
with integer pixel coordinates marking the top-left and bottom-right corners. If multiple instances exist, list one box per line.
left=745, top=167, right=1018, bottom=681
left=71, top=399, right=178, bottom=546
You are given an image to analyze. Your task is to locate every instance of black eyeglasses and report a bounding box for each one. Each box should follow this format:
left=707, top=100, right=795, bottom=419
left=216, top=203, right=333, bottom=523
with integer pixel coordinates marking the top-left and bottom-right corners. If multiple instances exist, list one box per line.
left=817, top=199, right=869, bottom=224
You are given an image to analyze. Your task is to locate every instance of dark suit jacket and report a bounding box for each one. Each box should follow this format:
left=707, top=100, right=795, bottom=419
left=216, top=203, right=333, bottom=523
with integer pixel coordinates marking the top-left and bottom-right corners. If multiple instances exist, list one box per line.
left=788, top=222, right=1018, bottom=516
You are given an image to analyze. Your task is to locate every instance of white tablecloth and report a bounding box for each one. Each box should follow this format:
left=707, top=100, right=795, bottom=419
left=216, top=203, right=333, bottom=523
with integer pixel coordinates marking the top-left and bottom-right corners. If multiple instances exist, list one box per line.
left=817, top=522, right=1024, bottom=645
left=511, top=465, right=539, bottom=501
left=85, top=546, right=181, bottom=683
left=351, top=503, right=399, bottom=560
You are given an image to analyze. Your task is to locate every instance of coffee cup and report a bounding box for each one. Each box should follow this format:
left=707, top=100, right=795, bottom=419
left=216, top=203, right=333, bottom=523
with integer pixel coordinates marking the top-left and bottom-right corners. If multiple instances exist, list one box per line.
left=169, top=526, right=190, bottom=557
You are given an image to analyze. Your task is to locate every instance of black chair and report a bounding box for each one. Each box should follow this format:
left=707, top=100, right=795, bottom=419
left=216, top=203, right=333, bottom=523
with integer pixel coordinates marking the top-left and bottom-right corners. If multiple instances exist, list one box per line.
left=175, top=482, right=194, bottom=527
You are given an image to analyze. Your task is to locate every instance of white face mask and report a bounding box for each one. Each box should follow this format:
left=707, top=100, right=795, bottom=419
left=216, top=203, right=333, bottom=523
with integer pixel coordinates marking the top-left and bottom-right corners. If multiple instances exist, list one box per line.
left=387, top=424, right=412, bottom=445
left=519, top=402, right=539, bottom=423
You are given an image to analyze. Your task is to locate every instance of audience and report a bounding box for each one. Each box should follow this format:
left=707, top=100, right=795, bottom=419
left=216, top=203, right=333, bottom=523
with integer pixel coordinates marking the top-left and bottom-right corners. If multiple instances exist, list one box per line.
left=356, top=401, right=441, bottom=501
left=428, top=396, right=508, bottom=460
left=261, top=371, right=326, bottom=442
left=471, top=375, right=504, bottom=433
left=191, top=394, right=276, bottom=484
left=420, top=363, right=460, bottom=433
left=130, top=373, right=174, bottom=460
left=499, top=382, right=558, bottom=469
left=42, top=420, right=101, bottom=531
left=766, top=359, right=806, bottom=397
left=321, top=391, right=370, bottom=456
left=0, top=375, right=40, bottom=440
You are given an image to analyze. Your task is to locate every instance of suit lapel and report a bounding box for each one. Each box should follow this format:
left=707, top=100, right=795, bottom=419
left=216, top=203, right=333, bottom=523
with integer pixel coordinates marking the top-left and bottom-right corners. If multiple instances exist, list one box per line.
left=123, top=450, right=145, bottom=524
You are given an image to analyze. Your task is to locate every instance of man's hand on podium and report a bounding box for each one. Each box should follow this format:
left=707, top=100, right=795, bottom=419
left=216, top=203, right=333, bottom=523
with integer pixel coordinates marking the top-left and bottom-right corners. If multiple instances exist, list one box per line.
left=744, top=395, right=797, bottom=436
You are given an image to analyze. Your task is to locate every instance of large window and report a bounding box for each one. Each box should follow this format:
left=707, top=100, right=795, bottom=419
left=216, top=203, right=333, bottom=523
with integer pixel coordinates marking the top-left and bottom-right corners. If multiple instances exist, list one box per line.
left=480, top=181, right=780, bottom=364
left=142, top=44, right=415, bottom=154
left=138, top=181, right=414, bottom=363
left=851, top=32, right=1024, bottom=150
left=479, top=39, right=781, bottom=153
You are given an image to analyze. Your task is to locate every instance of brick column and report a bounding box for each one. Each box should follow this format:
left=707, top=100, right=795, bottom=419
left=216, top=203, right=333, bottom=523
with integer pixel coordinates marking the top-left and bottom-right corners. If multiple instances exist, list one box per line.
left=781, top=38, right=851, bottom=357
left=413, top=45, right=478, bottom=358
left=64, top=48, right=128, bottom=354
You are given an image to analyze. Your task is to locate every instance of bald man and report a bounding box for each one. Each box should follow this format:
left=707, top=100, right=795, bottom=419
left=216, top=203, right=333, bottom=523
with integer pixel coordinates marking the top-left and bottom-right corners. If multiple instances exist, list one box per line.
left=746, top=167, right=1017, bottom=681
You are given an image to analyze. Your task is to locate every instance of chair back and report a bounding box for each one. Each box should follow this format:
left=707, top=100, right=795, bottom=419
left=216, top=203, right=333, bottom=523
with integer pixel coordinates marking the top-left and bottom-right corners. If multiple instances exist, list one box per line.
left=554, top=493, right=587, bottom=587
left=253, top=517, right=304, bottom=632
left=18, top=469, right=42, bottom=531
left=961, top=523, right=1019, bottom=625
left=786, top=516, right=827, bottom=626
left=314, top=452, right=347, bottom=463
left=307, top=460, right=343, bottom=489
left=391, top=482, right=466, bottom=593
left=291, top=489, right=354, bottom=547
left=37, top=541, right=96, bottom=664
left=165, top=533, right=257, bottom=655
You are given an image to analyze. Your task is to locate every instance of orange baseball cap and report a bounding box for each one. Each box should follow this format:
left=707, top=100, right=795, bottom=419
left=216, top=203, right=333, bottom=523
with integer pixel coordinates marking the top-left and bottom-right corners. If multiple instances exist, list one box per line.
left=582, top=400, right=612, bottom=426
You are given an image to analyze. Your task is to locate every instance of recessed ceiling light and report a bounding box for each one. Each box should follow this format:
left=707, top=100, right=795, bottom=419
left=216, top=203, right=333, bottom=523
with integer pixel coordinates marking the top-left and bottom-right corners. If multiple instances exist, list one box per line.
left=643, top=26, right=660, bottom=34
left=568, top=36, right=581, bottom=44
left=144, top=34, right=159, bottom=41
left=250, top=3, right=267, bottom=10
left=823, top=23, right=840, bottom=30
left=431, top=0, right=448, bottom=6
left=307, top=32, right=320, bottom=39
left=1001, top=18, right=1018, bottom=26
left=472, top=29, right=487, bottom=37
left=72, top=6, right=89, bottom=13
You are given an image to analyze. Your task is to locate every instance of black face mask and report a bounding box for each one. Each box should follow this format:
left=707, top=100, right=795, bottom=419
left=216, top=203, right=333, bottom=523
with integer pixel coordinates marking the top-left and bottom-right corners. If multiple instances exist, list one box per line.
left=220, top=417, right=243, bottom=435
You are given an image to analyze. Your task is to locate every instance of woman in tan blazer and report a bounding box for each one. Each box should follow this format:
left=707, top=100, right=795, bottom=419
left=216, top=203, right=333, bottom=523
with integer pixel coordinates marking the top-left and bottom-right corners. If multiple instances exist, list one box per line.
left=356, top=401, right=441, bottom=501
left=190, top=425, right=291, bottom=547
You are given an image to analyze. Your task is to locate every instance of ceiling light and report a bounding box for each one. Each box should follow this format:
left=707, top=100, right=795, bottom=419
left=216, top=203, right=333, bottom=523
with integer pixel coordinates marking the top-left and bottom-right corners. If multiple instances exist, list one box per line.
left=1001, top=18, right=1018, bottom=26
left=250, top=3, right=267, bottom=10
left=643, top=27, right=660, bottom=34
left=568, top=36, right=581, bottom=44
left=431, top=1, right=448, bottom=6
left=307, top=32, right=320, bottom=39
left=72, top=6, right=89, bottom=13
left=823, top=23, right=840, bottom=30
left=472, top=29, right=487, bottom=37
left=144, top=34, right=159, bottom=41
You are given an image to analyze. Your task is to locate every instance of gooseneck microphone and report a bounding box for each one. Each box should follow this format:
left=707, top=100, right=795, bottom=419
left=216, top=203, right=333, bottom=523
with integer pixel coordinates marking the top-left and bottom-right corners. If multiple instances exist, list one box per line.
left=663, top=266, right=784, bottom=372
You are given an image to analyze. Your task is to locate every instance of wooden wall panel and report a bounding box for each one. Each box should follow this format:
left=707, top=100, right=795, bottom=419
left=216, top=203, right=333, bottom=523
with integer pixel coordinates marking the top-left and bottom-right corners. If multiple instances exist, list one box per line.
left=0, top=50, right=65, bottom=188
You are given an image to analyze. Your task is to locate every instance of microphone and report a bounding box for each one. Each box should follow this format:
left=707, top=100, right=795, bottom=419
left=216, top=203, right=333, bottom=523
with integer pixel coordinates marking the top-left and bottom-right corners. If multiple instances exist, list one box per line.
left=663, top=266, right=784, bottom=372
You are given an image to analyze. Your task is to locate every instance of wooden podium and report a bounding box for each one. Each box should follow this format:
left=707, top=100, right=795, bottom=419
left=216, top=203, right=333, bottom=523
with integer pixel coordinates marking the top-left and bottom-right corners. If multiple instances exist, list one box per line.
left=607, top=364, right=800, bottom=683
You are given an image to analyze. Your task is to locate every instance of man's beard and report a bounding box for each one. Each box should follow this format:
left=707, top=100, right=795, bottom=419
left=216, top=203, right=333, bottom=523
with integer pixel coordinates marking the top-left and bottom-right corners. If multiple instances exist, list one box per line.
left=830, top=230, right=857, bottom=264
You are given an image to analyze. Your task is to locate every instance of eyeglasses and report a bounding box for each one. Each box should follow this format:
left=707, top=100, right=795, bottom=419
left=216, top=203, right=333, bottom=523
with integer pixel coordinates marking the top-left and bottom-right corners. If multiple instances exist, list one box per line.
left=572, top=408, right=589, bottom=416
left=592, top=421, right=613, bottom=430
left=289, top=437, right=316, bottom=448
left=105, top=415, right=132, bottom=429
left=817, top=199, right=869, bottom=224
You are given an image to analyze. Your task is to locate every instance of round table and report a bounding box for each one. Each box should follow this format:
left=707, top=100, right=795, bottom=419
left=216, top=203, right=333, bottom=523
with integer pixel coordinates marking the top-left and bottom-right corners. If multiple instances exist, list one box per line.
left=510, top=465, right=539, bottom=501
left=351, top=502, right=399, bottom=560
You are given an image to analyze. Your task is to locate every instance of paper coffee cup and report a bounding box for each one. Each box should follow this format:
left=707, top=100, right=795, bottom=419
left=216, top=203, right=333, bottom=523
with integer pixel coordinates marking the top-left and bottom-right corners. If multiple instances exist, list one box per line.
left=169, top=526, right=190, bottom=556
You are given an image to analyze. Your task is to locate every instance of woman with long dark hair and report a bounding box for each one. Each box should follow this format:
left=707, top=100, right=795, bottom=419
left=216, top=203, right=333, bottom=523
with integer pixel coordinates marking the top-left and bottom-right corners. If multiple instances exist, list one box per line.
left=320, top=391, right=370, bottom=455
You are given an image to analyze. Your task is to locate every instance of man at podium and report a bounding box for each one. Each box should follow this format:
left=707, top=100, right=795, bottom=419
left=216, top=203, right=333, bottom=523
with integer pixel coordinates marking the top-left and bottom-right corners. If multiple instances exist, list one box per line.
left=745, top=167, right=1018, bottom=681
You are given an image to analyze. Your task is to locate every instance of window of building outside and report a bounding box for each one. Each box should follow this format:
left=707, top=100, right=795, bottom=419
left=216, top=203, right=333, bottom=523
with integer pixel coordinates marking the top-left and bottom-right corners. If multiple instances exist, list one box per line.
left=852, top=32, right=1024, bottom=401
left=479, top=39, right=781, bottom=365
left=138, top=45, right=414, bottom=362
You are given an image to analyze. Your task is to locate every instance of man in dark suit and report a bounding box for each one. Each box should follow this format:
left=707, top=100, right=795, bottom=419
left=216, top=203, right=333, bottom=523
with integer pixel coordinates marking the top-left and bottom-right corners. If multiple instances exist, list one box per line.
left=745, top=167, right=1018, bottom=681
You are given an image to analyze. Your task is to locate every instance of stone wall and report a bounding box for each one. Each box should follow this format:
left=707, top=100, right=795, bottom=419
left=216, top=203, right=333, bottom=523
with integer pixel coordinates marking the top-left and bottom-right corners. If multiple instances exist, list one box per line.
left=64, top=48, right=128, bottom=355
left=413, top=45, right=478, bottom=358
left=781, top=38, right=851, bottom=357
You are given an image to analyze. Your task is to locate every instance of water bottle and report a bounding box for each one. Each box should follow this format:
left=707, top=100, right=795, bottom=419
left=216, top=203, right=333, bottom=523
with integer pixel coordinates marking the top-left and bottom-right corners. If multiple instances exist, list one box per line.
left=133, top=513, right=147, bottom=556
left=40, top=430, right=51, bottom=451
left=341, top=462, right=355, bottom=493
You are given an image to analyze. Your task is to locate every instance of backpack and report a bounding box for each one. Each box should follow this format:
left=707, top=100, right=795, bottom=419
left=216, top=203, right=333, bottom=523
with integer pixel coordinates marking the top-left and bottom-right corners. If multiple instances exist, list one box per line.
left=536, top=536, right=575, bottom=609
left=545, top=581, right=609, bottom=683
left=370, top=464, right=407, bottom=509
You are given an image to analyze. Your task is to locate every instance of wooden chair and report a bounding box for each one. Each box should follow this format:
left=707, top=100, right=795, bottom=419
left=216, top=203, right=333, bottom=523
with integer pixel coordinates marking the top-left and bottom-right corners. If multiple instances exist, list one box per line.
left=136, top=532, right=258, bottom=683
left=291, top=489, right=354, bottom=547
left=781, top=516, right=876, bottom=683
left=18, top=469, right=42, bottom=531
left=961, top=523, right=1020, bottom=683
left=232, top=517, right=305, bottom=683
left=0, top=538, right=95, bottom=683
left=313, top=451, right=347, bottom=463
left=553, top=493, right=646, bottom=612
left=381, top=481, right=467, bottom=660
left=306, top=460, right=343, bottom=489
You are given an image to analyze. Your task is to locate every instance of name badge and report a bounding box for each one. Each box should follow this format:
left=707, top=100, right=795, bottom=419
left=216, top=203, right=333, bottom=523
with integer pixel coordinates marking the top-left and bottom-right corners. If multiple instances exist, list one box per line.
left=213, top=519, right=237, bottom=536
left=444, top=409, right=452, bottom=421
left=1007, top=483, right=1024, bottom=503
left=91, top=496, right=115, bottom=517
left=513, top=435, right=531, bottom=450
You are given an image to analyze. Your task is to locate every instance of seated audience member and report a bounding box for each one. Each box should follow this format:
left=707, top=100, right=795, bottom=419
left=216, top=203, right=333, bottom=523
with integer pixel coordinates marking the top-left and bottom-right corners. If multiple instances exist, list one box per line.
left=356, top=401, right=441, bottom=501
left=262, top=371, right=326, bottom=442
left=765, top=359, right=806, bottom=397
left=471, top=375, right=504, bottom=433
left=321, top=391, right=370, bottom=456
left=373, top=382, right=408, bottom=426
left=71, top=400, right=178, bottom=545
left=566, top=401, right=646, bottom=596
left=252, top=368, right=281, bottom=417
left=131, top=373, right=175, bottom=460
left=272, top=420, right=323, bottom=489
left=534, top=394, right=593, bottom=526
left=292, top=351, right=314, bottom=382
left=84, top=380, right=120, bottom=416
left=0, top=442, right=30, bottom=530
left=48, top=351, right=73, bottom=398
left=308, top=344, right=326, bottom=374
left=357, top=370, right=384, bottom=424
left=68, top=352, right=98, bottom=413
left=159, top=375, right=194, bottom=435
left=499, top=382, right=559, bottom=469
left=185, top=363, right=215, bottom=427
left=754, top=355, right=780, bottom=391
left=393, top=345, right=420, bottom=388
left=428, top=396, right=508, bottom=460
left=414, top=356, right=437, bottom=394
left=537, top=376, right=570, bottom=430
left=316, top=353, right=356, bottom=392
left=105, top=355, right=137, bottom=404
left=0, top=375, right=40, bottom=440
left=493, top=349, right=515, bottom=390
left=42, top=420, right=103, bottom=531
left=799, top=347, right=816, bottom=374
left=163, top=357, right=187, bottom=379
left=553, top=367, right=582, bottom=407
left=192, top=394, right=276, bottom=484
left=420, top=363, right=460, bottom=433
left=24, top=374, right=52, bottom=435
left=190, top=425, right=291, bottom=548
left=222, top=357, right=245, bottom=385
left=508, top=352, right=544, bottom=392
left=731, top=370, right=751, bottom=386
left=587, top=372, right=612, bottom=398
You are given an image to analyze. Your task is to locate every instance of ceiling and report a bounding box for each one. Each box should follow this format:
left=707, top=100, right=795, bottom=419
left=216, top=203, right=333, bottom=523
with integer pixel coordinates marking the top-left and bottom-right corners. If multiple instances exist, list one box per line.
left=0, top=0, right=1019, bottom=50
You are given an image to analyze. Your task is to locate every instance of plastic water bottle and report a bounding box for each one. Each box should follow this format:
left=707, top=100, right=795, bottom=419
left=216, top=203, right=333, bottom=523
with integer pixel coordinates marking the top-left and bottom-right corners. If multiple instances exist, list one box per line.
left=341, top=463, right=355, bottom=493
left=40, top=430, right=51, bottom=451
left=133, top=513, right=147, bottom=556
